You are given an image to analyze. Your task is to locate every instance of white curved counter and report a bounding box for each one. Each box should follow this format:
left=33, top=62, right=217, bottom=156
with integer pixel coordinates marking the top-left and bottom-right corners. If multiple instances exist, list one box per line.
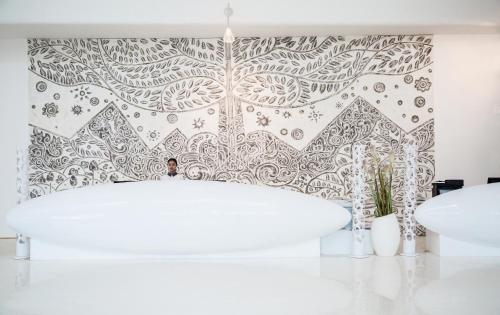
left=6, top=180, right=350, bottom=259
left=415, top=183, right=500, bottom=251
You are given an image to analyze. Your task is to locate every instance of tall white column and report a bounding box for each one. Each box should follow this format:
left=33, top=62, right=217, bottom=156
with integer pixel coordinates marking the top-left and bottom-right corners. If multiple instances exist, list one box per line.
left=15, top=147, right=30, bottom=260
left=351, top=143, right=368, bottom=258
left=402, top=143, right=418, bottom=256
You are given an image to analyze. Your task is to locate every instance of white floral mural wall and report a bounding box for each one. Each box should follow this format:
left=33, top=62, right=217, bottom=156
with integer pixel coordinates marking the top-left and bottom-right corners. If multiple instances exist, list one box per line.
left=27, top=36, right=434, bottom=233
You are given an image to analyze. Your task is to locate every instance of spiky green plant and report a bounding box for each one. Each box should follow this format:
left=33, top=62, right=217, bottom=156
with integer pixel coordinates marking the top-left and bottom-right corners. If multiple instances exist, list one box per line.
left=367, top=148, right=395, bottom=218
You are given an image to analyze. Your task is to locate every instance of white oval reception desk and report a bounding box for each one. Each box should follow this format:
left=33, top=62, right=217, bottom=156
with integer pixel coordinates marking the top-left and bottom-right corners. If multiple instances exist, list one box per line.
left=415, top=183, right=500, bottom=256
left=7, top=180, right=350, bottom=260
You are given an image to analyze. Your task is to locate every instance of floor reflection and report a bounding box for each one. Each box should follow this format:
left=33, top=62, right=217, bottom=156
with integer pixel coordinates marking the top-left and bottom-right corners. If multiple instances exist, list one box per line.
left=1, top=241, right=500, bottom=315
left=415, top=264, right=500, bottom=315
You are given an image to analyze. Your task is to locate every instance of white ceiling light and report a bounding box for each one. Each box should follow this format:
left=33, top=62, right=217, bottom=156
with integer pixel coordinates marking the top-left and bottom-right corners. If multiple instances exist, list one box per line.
left=223, top=3, right=234, bottom=43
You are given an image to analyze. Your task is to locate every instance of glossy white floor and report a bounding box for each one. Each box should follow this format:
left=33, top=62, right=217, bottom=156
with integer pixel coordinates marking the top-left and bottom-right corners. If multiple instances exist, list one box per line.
left=1, top=239, right=500, bottom=315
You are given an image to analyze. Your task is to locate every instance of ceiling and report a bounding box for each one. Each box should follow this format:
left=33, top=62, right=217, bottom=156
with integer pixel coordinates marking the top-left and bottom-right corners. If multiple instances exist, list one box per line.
left=1, top=0, right=499, bottom=38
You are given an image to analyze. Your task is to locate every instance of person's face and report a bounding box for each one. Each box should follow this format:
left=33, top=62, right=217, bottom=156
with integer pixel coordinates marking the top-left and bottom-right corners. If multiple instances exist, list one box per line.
left=168, top=161, right=177, bottom=173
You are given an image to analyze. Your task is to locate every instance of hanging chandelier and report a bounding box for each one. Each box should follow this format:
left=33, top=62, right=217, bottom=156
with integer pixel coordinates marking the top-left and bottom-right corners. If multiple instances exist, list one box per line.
left=223, top=3, right=235, bottom=43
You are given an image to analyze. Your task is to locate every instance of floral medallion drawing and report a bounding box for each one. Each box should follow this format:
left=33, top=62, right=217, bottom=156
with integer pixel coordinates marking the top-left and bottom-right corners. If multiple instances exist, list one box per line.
left=28, top=35, right=434, bottom=233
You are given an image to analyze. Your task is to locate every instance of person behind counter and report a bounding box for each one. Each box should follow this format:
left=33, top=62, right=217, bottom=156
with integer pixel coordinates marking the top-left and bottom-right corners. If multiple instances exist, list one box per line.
left=160, top=158, right=183, bottom=180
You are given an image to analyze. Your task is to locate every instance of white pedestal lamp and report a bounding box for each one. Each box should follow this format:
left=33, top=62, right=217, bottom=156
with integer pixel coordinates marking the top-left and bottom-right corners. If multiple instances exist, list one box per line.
left=15, top=147, right=30, bottom=260
left=402, top=143, right=418, bottom=256
left=351, top=143, right=368, bottom=258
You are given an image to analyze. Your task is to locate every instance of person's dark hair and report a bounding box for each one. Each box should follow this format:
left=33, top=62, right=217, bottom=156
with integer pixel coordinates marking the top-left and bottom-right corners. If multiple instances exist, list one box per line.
left=167, top=158, right=177, bottom=166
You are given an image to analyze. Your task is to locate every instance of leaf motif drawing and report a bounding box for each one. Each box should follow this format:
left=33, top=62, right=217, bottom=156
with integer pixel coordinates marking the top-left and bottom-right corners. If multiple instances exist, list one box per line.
left=162, top=78, right=225, bottom=112
left=29, top=35, right=432, bottom=114
left=233, top=74, right=300, bottom=108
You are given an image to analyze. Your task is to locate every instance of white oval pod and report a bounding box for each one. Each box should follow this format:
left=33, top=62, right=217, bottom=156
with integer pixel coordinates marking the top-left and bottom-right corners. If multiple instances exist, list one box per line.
left=415, top=183, right=500, bottom=248
left=6, top=180, right=350, bottom=256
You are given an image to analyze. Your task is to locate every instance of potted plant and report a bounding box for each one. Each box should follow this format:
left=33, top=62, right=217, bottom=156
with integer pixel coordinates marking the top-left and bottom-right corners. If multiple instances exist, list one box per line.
left=366, top=149, right=400, bottom=256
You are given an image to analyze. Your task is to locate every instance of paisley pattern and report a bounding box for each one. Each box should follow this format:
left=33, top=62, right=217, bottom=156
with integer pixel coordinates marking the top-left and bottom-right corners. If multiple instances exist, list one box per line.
left=28, top=35, right=434, bottom=234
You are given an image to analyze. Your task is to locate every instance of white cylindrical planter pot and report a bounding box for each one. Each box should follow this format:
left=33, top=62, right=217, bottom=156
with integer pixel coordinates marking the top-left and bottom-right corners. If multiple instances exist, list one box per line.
left=371, top=213, right=400, bottom=256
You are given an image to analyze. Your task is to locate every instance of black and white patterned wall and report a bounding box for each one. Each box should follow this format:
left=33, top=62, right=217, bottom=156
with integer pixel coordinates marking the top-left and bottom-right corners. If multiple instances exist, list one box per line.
left=27, top=36, right=434, bottom=232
